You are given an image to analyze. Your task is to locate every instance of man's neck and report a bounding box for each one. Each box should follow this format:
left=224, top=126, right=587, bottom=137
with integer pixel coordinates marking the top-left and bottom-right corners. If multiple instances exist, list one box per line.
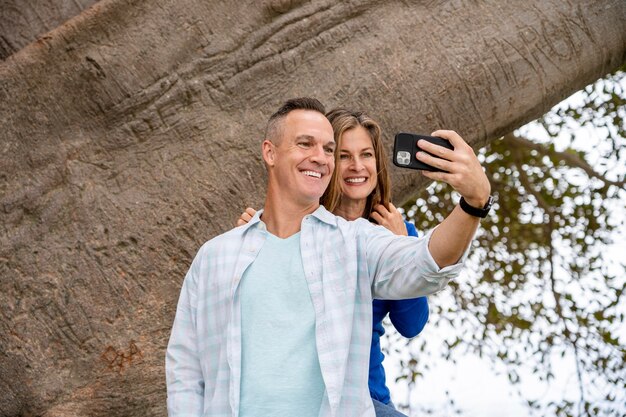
left=262, top=198, right=320, bottom=238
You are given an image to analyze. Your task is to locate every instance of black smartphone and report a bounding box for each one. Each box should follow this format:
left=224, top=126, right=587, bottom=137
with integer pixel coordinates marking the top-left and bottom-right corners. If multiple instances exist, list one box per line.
left=393, top=132, right=454, bottom=172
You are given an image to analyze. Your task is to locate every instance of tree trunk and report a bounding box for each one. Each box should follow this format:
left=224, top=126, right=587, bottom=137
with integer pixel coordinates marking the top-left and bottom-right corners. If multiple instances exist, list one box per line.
left=0, top=0, right=624, bottom=415
left=0, top=0, right=99, bottom=60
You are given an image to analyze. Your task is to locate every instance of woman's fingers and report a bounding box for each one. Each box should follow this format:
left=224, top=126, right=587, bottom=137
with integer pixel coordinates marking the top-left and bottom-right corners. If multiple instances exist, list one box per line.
left=235, top=207, right=257, bottom=227
left=372, top=204, right=407, bottom=236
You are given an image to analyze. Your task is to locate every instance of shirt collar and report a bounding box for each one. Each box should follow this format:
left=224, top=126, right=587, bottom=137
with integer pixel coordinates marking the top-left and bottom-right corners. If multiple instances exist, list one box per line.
left=309, top=205, right=339, bottom=227
left=240, top=205, right=338, bottom=233
left=239, top=209, right=265, bottom=232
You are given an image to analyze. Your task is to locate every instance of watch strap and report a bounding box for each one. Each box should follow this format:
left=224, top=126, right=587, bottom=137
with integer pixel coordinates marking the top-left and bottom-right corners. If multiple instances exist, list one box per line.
left=459, top=196, right=493, bottom=218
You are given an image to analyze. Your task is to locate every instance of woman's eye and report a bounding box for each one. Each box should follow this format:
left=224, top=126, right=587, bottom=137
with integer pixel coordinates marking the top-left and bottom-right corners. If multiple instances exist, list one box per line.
left=339, top=154, right=350, bottom=160
left=363, top=152, right=373, bottom=158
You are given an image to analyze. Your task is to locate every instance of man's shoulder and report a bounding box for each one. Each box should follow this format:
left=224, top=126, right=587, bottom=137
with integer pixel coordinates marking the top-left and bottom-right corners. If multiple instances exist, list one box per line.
left=323, top=215, right=387, bottom=233
left=349, top=217, right=389, bottom=234
left=319, top=216, right=393, bottom=245
left=197, top=226, right=247, bottom=255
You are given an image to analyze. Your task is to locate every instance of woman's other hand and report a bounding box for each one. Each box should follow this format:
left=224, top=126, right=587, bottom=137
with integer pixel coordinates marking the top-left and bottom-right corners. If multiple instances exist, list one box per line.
left=236, top=207, right=257, bottom=227
left=370, top=203, right=408, bottom=236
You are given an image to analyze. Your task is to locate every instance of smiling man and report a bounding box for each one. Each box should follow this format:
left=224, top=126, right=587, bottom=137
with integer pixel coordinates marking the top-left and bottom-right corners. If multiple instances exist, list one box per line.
left=165, top=97, right=491, bottom=417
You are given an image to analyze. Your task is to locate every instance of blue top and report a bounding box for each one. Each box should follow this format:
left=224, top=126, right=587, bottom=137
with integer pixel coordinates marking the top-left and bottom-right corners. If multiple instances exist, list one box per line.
left=368, top=221, right=429, bottom=404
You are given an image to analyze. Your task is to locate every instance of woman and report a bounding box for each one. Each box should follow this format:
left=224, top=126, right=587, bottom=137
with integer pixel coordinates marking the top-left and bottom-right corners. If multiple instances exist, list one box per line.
left=238, top=108, right=428, bottom=417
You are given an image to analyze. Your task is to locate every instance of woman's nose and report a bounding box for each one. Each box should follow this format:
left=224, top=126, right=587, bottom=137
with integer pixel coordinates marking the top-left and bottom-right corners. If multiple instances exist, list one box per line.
left=350, top=156, right=363, bottom=170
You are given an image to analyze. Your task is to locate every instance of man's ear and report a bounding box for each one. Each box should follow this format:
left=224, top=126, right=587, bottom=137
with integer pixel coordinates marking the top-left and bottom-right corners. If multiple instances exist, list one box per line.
left=262, top=140, right=275, bottom=167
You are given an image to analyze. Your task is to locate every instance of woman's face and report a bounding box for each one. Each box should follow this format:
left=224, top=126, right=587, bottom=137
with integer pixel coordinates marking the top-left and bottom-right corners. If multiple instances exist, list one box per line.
left=338, top=126, right=378, bottom=203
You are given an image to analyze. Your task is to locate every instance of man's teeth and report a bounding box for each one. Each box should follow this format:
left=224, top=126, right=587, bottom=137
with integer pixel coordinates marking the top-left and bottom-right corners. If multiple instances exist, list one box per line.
left=302, top=170, right=321, bottom=178
left=345, top=177, right=366, bottom=183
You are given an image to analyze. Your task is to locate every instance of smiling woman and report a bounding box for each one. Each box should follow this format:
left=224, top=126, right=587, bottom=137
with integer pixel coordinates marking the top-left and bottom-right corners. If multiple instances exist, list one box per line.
left=321, top=109, right=392, bottom=223
left=336, top=127, right=378, bottom=207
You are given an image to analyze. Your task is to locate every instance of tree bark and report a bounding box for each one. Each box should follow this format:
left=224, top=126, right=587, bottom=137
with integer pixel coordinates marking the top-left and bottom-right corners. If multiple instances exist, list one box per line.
left=0, top=0, right=624, bottom=415
left=0, top=0, right=99, bottom=60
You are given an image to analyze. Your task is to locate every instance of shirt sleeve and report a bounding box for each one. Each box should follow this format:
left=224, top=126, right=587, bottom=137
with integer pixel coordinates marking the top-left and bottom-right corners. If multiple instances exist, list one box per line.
left=383, top=221, right=429, bottom=337
left=166, top=247, right=205, bottom=416
left=361, top=220, right=469, bottom=299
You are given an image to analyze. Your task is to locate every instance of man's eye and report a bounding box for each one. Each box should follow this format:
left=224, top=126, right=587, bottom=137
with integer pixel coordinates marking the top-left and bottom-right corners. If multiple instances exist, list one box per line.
left=298, top=142, right=310, bottom=148
left=325, top=147, right=335, bottom=154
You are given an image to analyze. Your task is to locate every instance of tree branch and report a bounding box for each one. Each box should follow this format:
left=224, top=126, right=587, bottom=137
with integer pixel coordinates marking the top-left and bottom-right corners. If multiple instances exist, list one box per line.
left=502, top=133, right=626, bottom=189
left=514, top=161, right=554, bottom=216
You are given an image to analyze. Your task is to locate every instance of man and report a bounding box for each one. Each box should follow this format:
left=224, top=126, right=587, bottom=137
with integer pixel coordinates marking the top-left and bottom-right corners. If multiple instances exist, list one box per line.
left=166, top=97, right=492, bottom=416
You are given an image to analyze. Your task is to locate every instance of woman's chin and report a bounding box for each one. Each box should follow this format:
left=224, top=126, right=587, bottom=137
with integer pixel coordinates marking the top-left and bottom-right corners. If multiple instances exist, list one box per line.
left=341, top=187, right=372, bottom=202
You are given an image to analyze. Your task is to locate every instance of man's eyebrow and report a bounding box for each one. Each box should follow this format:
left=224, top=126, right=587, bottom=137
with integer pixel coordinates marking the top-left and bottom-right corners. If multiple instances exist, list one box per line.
left=295, top=135, right=335, bottom=147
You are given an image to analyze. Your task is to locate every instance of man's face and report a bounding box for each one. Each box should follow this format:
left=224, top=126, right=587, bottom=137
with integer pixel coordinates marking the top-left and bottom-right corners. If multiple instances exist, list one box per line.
left=265, top=110, right=336, bottom=206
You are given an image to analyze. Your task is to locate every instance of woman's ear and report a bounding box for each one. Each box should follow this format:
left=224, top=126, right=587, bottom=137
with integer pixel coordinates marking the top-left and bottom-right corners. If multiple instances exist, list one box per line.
left=262, top=139, right=275, bottom=167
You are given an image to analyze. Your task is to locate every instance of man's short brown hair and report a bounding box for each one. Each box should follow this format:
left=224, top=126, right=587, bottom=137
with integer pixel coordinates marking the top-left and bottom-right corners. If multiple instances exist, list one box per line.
left=265, top=97, right=326, bottom=143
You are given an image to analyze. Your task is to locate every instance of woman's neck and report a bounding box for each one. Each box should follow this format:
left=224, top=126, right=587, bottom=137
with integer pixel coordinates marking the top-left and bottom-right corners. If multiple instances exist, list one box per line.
left=334, top=198, right=367, bottom=221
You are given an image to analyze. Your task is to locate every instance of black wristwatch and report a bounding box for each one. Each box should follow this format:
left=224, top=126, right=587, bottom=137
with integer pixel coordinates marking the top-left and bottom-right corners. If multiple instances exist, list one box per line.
left=459, top=195, right=494, bottom=218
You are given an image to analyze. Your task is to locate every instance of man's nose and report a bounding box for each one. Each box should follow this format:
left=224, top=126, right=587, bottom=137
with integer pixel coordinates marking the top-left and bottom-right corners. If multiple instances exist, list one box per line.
left=309, top=144, right=327, bottom=163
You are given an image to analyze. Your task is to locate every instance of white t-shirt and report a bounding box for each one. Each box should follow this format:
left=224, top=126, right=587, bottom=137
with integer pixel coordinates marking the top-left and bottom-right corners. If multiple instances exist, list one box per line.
left=239, top=231, right=325, bottom=417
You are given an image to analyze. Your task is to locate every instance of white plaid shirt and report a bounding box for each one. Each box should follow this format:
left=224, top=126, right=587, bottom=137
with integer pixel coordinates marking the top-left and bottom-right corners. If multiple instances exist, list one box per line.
left=166, top=206, right=466, bottom=417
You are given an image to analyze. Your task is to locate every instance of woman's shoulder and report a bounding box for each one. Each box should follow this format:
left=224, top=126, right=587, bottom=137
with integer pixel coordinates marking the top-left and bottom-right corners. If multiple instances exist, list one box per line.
left=403, top=220, right=418, bottom=237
